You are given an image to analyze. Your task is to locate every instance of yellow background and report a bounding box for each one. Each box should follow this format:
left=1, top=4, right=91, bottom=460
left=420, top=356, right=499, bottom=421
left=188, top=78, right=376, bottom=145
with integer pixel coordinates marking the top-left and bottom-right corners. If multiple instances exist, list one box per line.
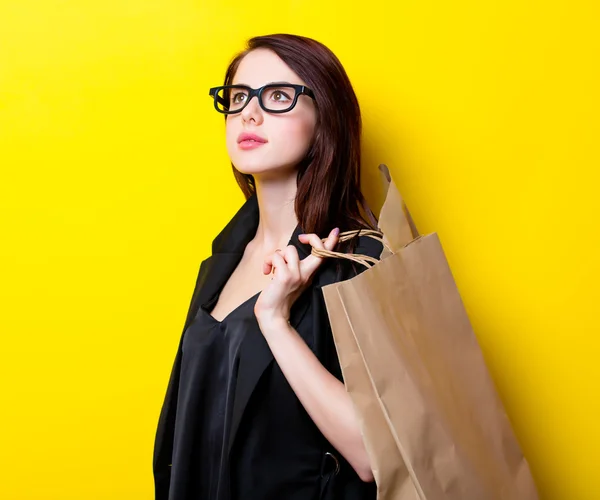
left=1, top=1, right=598, bottom=498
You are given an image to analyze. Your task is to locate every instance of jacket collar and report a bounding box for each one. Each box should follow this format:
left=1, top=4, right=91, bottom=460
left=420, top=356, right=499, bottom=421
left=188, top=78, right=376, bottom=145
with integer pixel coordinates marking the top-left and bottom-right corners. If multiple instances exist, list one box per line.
left=211, top=193, right=312, bottom=259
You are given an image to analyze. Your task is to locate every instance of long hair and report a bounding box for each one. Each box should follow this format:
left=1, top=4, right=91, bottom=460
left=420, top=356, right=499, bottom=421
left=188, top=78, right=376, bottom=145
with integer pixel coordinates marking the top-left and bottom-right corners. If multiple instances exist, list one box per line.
left=223, top=33, right=376, bottom=237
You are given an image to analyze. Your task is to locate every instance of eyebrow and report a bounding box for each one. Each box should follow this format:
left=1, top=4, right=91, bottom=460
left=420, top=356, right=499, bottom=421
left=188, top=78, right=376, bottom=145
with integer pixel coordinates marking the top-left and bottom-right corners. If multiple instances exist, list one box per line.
left=232, top=81, right=296, bottom=87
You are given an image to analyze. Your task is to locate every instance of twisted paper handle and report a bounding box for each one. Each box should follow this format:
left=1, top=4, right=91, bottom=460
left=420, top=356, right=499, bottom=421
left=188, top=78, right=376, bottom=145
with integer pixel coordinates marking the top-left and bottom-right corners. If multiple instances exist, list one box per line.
left=311, top=229, right=389, bottom=269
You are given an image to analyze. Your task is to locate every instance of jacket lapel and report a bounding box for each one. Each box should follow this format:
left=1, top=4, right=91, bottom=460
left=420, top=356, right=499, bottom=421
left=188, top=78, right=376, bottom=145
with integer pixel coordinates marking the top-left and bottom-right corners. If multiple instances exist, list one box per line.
left=182, top=253, right=244, bottom=330
left=227, top=316, right=274, bottom=453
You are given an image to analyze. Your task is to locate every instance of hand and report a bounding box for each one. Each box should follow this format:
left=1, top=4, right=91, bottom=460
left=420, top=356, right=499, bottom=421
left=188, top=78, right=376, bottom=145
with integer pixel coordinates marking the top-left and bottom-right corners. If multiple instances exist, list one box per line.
left=254, top=227, right=340, bottom=327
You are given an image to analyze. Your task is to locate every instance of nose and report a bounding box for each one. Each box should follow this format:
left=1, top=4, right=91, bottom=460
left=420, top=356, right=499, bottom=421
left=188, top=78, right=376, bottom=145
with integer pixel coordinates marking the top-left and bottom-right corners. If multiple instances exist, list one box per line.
left=240, top=94, right=263, bottom=124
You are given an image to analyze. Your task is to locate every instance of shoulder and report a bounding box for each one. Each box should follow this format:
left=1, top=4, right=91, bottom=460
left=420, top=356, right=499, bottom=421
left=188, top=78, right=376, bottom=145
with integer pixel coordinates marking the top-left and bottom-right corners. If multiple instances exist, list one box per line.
left=314, top=233, right=383, bottom=289
left=353, top=233, right=384, bottom=261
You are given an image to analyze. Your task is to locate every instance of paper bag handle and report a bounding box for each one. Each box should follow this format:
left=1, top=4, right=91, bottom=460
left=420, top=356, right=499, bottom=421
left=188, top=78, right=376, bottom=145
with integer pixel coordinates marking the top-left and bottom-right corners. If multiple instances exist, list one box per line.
left=311, top=229, right=387, bottom=269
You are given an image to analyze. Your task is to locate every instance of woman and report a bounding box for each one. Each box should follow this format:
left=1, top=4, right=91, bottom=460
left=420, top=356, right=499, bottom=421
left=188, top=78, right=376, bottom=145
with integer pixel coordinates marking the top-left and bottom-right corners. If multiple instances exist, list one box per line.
left=153, top=33, right=382, bottom=500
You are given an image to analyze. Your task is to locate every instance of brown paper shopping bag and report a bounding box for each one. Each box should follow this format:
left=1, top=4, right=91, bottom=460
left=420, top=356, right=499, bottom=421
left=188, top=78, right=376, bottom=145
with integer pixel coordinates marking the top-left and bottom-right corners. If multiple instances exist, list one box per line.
left=319, top=165, right=538, bottom=500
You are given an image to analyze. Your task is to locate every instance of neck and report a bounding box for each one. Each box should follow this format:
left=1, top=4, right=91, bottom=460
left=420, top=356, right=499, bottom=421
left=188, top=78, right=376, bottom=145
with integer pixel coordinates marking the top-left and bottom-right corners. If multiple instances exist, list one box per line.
left=253, top=172, right=299, bottom=253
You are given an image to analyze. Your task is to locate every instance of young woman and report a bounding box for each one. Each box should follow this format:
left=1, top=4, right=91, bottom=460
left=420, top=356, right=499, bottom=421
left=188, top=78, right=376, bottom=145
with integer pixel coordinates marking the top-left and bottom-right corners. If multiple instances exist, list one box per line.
left=153, top=33, right=382, bottom=500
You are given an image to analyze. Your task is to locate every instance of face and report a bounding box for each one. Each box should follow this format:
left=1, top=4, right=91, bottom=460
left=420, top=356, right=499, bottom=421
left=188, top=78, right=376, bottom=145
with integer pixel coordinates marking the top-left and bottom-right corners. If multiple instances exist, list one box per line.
left=225, top=49, right=318, bottom=179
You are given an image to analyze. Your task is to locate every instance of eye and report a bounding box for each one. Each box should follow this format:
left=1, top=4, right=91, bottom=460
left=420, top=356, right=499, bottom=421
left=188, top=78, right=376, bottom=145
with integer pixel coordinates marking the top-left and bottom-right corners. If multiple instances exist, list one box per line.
left=268, top=88, right=292, bottom=102
left=231, top=92, right=247, bottom=104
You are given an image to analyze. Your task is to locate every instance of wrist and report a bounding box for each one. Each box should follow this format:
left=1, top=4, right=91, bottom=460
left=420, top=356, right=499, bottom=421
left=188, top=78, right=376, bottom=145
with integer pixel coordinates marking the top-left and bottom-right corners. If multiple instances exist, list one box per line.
left=255, top=310, right=291, bottom=336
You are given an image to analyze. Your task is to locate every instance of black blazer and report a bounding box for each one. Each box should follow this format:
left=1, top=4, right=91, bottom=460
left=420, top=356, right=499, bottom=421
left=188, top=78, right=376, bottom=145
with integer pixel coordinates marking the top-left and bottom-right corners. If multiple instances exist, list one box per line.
left=153, top=195, right=381, bottom=500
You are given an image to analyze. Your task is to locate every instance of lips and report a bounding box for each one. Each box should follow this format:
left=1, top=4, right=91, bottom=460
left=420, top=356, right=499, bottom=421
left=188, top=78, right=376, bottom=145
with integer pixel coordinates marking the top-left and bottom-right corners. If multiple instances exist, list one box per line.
left=237, top=132, right=268, bottom=151
left=237, top=133, right=267, bottom=144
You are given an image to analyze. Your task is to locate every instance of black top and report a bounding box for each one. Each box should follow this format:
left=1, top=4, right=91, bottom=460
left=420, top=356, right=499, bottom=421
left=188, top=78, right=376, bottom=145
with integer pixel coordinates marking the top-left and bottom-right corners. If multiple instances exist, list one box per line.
left=153, top=194, right=382, bottom=500
left=167, top=290, right=255, bottom=500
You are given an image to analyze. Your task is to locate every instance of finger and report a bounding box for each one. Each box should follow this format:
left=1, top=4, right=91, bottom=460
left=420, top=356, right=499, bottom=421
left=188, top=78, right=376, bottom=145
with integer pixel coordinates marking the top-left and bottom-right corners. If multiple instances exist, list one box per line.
left=298, top=228, right=340, bottom=276
left=298, top=227, right=340, bottom=250
left=323, top=227, right=340, bottom=251
left=271, top=251, right=291, bottom=281
left=296, top=235, right=323, bottom=275
left=263, top=256, right=273, bottom=275
left=283, top=245, right=301, bottom=281
left=263, top=249, right=283, bottom=275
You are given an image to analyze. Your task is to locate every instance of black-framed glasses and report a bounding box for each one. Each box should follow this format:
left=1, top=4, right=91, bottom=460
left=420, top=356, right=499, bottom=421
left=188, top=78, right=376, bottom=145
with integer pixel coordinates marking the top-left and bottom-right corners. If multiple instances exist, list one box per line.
left=208, top=84, right=315, bottom=114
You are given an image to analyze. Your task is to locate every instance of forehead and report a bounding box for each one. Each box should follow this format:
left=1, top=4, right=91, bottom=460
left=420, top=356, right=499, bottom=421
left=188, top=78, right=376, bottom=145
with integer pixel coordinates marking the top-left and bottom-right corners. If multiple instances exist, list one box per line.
left=232, top=48, right=306, bottom=88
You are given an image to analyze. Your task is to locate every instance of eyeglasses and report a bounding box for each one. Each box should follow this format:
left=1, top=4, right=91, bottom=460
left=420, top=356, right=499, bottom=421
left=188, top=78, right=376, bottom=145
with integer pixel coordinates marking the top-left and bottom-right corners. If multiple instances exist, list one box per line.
left=208, top=84, right=315, bottom=114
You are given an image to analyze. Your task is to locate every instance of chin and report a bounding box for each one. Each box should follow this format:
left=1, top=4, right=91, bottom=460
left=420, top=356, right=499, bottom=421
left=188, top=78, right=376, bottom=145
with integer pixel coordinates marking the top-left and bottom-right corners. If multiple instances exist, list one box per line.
left=233, top=160, right=299, bottom=179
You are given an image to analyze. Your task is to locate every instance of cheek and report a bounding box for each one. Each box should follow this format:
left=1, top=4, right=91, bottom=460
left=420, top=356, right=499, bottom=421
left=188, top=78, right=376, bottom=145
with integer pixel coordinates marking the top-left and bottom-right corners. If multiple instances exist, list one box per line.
left=225, top=119, right=239, bottom=152
left=274, top=117, right=316, bottom=153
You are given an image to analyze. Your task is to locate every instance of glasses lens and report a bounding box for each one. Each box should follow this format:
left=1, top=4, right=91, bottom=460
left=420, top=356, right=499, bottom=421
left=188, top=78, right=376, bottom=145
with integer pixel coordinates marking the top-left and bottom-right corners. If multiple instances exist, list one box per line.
left=261, top=85, right=298, bottom=112
left=215, top=87, right=250, bottom=113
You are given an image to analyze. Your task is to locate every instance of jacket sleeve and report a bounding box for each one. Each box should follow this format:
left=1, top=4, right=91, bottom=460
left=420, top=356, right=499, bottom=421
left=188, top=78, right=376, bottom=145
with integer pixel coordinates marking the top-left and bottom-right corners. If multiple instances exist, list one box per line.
left=153, top=340, right=182, bottom=499
left=152, top=258, right=209, bottom=499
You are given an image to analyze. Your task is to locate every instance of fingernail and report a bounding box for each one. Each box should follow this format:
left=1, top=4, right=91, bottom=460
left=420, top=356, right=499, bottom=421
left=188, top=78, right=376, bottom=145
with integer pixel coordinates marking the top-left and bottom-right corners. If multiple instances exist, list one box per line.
left=332, top=228, right=340, bottom=236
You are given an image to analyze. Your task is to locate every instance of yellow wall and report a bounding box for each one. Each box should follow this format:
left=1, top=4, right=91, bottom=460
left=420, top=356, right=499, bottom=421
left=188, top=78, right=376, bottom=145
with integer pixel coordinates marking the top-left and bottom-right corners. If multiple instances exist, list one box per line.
left=1, top=1, right=598, bottom=498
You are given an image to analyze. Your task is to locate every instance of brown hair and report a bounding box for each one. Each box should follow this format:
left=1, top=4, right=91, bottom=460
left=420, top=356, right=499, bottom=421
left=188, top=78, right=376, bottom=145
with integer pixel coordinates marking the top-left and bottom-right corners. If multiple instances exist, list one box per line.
left=223, top=33, right=376, bottom=237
